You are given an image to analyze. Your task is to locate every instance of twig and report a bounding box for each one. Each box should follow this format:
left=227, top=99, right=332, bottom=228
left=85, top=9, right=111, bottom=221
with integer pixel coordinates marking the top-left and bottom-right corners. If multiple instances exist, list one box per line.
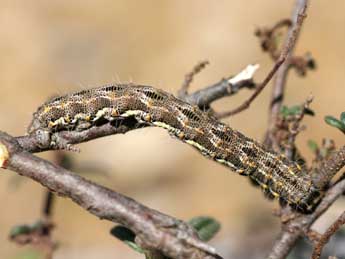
left=3, top=105, right=343, bottom=259
left=178, top=60, right=210, bottom=98
left=267, top=175, right=345, bottom=259
left=311, top=211, right=345, bottom=259
left=256, top=19, right=315, bottom=77
left=215, top=58, right=285, bottom=118
left=182, top=64, right=258, bottom=109
left=262, top=1, right=343, bottom=258
left=42, top=152, right=69, bottom=218
left=267, top=0, right=309, bottom=134
left=284, top=95, right=313, bottom=159
left=255, top=18, right=292, bottom=61
left=16, top=118, right=144, bottom=153
left=312, top=145, right=345, bottom=190
left=216, top=1, right=307, bottom=119
left=42, top=191, right=55, bottom=218
left=0, top=131, right=222, bottom=259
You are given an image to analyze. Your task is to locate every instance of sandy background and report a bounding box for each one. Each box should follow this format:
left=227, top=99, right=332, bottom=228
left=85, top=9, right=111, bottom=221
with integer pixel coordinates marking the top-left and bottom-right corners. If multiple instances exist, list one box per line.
left=0, top=1, right=344, bottom=258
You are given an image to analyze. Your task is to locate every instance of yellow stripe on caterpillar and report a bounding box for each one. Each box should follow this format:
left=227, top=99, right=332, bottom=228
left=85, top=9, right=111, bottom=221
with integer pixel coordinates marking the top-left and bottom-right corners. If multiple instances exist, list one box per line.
left=27, top=84, right=323, bottom=214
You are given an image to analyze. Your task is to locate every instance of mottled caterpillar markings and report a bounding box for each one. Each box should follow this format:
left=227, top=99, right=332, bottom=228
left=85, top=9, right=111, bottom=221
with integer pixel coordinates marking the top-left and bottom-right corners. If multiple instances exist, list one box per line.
left=28, top=84, right=323, bottom=213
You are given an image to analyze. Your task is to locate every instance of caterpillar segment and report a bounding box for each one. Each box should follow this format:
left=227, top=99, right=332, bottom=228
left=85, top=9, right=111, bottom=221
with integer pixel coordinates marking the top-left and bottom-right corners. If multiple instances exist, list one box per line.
left=28, top=84, right=323, bottom=213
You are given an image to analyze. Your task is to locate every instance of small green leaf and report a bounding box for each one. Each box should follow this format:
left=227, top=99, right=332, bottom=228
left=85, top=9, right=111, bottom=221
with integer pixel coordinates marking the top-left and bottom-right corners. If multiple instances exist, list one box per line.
left=280, top=106, right=289, bottom=117
left=280, top=105, right=314, bottom=118
left=280, top=105, right=301, bottom=117
left=10, top=225, right=32, bottom=238
left=289, top=105, right=302, bottom=115
left=15, top=250, right=42, bottom=259
left=325, top=115, right=345, bottom=133
left=110, top=226, right=144, bottom=254
left=31, top=220, right=44, bottom=230
left=307, top=140, right=319, bottom=153
left=124, top=241, right=145, bottom=254
left=189, top=216, right=221, bottom=242
left=340, top=112, right=345, bottom=124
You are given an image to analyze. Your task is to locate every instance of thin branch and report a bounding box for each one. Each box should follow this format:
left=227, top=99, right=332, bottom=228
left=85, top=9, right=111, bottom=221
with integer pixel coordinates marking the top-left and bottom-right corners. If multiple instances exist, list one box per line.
left=178, top=60, right=210, bottom=98
left=15, top=64, right=258, bottom=152
left=256, top=18, right=315, bottom=77
left=312, top=145, right=345, bottom=190
left=267, top=0, right=309, bottom=133
left=182, top=64, right=258, bottom=109
left=42, top=191, right=55, bottom=218
left=216, top=1, right=307, bottom=119
left=215, top=58, right=285, bottom=118
left=16, top=118, right=144, bottom=153
left=284, top=95, right=313, bottom=160
left=42, top=152, right=69, bottom=218
left=267, top=175, right=345, bottom=259
left=0, top=2, right=340, bottom=258
left=255, top=18, right=292, bottom=62
left=5, top=107, right=343, bottom=259
left=0, top=131, right=222, bottom=259
left=311, top=211, right=345, bottom=259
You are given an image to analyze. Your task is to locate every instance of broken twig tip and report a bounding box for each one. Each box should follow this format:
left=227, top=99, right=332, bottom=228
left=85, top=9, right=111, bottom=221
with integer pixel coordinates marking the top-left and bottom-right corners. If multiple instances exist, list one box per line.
left=229, top=64, right=260, bottom=85
left=0, top=142, right=9, bottom=168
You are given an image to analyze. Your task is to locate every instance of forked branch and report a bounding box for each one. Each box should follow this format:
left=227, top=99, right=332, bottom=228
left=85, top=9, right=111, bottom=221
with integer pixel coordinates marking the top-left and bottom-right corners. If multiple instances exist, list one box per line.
left=0, top=131, right=222, bottom=259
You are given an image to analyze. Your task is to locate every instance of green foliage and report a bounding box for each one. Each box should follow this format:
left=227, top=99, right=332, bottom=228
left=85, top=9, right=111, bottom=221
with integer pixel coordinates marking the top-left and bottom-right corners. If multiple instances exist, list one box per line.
left=325, top=112, right=345, bottom=134
left=9, top=220, right=48, bottom=239
left=110, top=226, right=145, bottom=254
left=10, top=225, right=32, bottom=238
left=188, top=216, right=221, bottom=242
left=14, top=250, right=42, bottom=259
left=280, top=105, right=314, bottom=118
left=307, top=139, right=319, bottom=154
left=110, top=216, right=221, bottom=258
left=341, top=112, right=345, bottom=124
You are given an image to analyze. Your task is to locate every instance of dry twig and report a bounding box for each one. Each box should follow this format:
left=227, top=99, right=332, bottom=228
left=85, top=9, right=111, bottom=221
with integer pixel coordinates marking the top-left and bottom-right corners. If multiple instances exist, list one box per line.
left=268, top=173, right=345, bottom=259
left=1, top=1, right=343, bottom=258
left=215, top=0, right=307, bottom=120
left=311, top=211, right=345, bottom=259
left=0, top=131, right=222, bottom=259
left=215, top=58, right=285, bottom=118
left=179, top=60, right=210, bottom=98
left=267, top=0, right=309, bottom=136
left=284, top=96, right=313, bottom=160
left=312, top=145, right=345, bottom=190
left=180, top=64, right=258, bottom=109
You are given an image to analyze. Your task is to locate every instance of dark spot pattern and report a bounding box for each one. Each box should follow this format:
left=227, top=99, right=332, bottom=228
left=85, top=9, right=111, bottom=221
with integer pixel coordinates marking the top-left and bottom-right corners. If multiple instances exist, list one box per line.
left=27, top=84, right=323, bottom=213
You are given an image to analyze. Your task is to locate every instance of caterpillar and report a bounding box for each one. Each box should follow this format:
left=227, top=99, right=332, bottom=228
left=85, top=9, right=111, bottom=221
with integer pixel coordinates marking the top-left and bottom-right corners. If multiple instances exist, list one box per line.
left=28, top=84, right=323, bottom=213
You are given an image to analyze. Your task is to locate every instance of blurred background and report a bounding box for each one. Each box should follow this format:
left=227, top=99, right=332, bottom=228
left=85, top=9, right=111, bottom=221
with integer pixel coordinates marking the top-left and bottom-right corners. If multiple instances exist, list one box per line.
left=0, top=1, right=344, bottom=258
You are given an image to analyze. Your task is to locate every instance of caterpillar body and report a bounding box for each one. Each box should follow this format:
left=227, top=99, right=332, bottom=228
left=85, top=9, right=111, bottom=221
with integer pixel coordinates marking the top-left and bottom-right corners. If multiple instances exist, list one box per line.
left=28, top=84, right=323, bottom=213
